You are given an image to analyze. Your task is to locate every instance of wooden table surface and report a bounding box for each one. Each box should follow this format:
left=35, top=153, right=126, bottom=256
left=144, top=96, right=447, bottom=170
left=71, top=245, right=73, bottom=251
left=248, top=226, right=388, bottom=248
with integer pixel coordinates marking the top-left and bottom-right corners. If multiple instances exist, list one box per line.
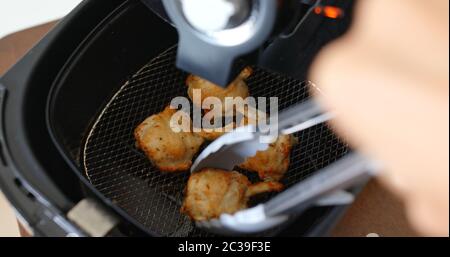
left=0, top=21, right=419, bottom=237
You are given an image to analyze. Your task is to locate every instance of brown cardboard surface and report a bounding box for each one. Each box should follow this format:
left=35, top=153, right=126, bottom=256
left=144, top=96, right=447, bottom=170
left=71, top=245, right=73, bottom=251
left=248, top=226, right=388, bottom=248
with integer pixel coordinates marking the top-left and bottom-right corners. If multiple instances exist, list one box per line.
left=331, top=179, right=418, bottom=236
left=0, top=22, right=419, bottom=237
left=0, top=21, right=58, bottom=76
left=0, top=21, right=58, bottom=237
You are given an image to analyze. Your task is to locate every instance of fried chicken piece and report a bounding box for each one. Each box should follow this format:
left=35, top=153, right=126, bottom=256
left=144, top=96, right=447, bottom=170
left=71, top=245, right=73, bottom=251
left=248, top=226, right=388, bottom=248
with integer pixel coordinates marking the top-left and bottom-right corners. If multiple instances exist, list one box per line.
left=192, top=102, right=297, bottom=181
left=181, top=169, right=283, bottom=221
left=186, top=67, right=252, bottom=115
left=195, top=129, right=228, bottom=141
left=237, top=108, right=298, bottom=181
left=239, top=134, right=298, bottom=181
left=194, top=105, right=261, bottom=141
left=194, top=121, right=236, bottom=141
left=134, top=106, right=204, bottom=172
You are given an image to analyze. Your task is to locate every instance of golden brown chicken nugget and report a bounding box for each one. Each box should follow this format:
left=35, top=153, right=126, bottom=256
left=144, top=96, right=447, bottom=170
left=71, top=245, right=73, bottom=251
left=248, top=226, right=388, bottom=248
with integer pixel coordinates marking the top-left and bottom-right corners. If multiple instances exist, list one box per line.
left=134, top=106, right=204, bottom=172
left=181, top=168, right=283, bottom=221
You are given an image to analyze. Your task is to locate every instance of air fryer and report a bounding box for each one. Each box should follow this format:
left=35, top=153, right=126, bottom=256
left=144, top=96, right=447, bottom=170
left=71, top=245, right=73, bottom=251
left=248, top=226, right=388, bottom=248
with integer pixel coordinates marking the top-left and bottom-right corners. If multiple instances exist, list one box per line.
left=0, top=0, right=361, bottom=236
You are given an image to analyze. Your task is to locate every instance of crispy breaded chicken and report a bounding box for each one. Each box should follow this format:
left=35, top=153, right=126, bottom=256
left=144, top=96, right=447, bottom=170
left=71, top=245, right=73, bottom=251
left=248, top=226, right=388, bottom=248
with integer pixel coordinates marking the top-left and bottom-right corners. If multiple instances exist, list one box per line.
left=194, top=121, right=236, bottom=141
left=239, top=134, right=298, bottom=181
left=194, top=107, right=296, bottom=181
left=134, top=106, right=204, bottom=172
left=181, top=169, right=283, bottom=221
left=194, top=105, right=261, bottom=141
left=186, top=67, right=252, bottom=115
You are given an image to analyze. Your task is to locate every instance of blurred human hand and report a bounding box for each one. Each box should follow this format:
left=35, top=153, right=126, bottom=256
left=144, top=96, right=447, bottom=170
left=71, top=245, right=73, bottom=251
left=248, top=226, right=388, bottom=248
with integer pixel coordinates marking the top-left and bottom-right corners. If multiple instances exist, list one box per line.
left=311, top=0, right=449, bottom=235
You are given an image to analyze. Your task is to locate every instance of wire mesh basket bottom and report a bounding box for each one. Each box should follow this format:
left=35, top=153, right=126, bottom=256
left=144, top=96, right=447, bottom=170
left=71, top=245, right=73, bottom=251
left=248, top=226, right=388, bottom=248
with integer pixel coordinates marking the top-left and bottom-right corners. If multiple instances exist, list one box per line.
left=82, top=46, right=349, bottom=236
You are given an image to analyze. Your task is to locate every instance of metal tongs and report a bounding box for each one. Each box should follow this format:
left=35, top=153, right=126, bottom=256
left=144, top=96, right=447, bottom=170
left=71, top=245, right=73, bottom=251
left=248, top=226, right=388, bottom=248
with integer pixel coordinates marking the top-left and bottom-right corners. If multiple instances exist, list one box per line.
left=190, top=99, right=379, bottom=235
left=191, top=99, right=334, bottom=172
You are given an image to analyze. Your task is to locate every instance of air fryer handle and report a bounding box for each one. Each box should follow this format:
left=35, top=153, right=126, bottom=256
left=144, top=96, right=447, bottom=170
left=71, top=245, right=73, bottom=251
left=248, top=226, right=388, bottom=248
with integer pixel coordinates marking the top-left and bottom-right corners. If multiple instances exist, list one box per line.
left=159, top=0, right=278, bottom=87
left=264, top=153, right=377, bottom=217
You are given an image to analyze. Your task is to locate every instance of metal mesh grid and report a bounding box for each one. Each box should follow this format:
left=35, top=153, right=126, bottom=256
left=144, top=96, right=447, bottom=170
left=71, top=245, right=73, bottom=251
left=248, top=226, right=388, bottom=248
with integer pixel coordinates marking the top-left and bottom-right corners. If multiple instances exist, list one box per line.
left=82, top=46, right=349, bottom=236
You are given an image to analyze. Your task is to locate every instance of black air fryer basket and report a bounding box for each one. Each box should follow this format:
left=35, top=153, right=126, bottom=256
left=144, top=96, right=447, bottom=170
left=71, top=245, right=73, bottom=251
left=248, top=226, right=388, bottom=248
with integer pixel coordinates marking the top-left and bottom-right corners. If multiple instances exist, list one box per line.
left=0, top=0, right=361, bottom=236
